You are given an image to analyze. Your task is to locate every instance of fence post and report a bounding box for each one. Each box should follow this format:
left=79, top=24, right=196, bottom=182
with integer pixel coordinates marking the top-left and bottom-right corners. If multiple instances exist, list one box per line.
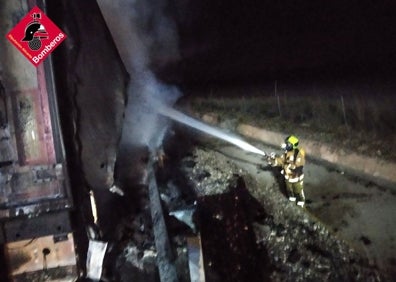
left=275, top=80, right=282, bottom=117
left=340, top=95, right=348, bottom=128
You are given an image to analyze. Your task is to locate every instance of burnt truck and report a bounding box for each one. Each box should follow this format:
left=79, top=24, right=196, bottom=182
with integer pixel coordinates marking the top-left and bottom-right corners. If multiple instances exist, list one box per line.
left=0, top=2, right=79, bottom=281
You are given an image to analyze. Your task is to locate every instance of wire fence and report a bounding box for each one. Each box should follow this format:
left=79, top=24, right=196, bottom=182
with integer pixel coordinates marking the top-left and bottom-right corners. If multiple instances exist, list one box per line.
left=269, top=80, right=396, bottom=137
left=193, top=79, right=396, bottom=139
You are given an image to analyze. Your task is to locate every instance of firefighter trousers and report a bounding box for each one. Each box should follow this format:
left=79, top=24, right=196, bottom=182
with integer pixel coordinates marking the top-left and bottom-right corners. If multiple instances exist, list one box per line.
left=285, top=180, right=305, bottom=203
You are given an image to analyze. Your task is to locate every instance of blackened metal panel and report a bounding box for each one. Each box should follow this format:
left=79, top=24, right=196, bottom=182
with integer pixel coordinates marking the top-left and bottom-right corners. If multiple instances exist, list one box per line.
left=0, top=0, right=73, bottom=219
left=3, top=211, right=71, bottom=242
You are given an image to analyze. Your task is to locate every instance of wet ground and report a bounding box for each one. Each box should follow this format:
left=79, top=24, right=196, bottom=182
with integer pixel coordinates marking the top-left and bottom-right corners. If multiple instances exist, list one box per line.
left=65, top=103, right=394, bottom=281
left=92, top=126, right=386, bottom=281
left=204, top=139, right=396, bottom=280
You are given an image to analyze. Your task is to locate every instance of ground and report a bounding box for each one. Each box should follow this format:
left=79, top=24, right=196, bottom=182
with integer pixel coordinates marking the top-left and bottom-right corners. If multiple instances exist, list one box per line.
left=74, top=97, right=396, bottom=281
left=174, top=94, right=396, bottom=279
left=170, top=136, right=391, bottom=281
left=210, top=141, right=396, bottom=279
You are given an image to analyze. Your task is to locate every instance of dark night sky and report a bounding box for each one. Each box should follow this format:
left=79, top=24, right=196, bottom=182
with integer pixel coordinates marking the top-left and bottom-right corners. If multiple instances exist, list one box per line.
left=157, top=0, right=396, bottom=85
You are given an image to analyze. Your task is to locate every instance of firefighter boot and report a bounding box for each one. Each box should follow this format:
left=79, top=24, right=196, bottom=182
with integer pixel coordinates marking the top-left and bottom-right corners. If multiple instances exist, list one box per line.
left=296, top=190, right=305, bottom=208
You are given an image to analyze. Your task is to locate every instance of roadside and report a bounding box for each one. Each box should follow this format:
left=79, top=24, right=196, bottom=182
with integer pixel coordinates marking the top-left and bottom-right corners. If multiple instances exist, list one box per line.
left=181, top=95, right=396, bottom=187
left=175, top=95, right=396, bottom=278
left=236, top=124, right=396, bottom=187
left=208, top=142, right=396, bottom=279
left=186, top=95, right=396, bottom=164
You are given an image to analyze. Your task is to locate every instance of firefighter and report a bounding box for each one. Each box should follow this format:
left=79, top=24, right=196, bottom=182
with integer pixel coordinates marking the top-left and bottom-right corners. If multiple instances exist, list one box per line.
left=268, top=135, right=306, bottom=207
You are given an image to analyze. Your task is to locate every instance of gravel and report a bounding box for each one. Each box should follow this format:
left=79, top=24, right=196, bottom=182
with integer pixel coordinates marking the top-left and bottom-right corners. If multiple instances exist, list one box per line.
left=180, top=146, right=384, bottom=281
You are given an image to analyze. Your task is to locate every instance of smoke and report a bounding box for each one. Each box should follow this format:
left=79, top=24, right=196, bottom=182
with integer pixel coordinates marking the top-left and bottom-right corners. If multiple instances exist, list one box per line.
left=97, top=0, right=265, bottom=157
left=97, top=0, right=180, bottom=150
left=124, top=73, right=181, bottom=149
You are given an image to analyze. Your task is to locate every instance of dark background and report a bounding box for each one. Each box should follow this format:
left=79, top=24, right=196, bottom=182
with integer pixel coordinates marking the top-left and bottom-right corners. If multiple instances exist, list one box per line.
left=156, top=0, right=396, bottom=87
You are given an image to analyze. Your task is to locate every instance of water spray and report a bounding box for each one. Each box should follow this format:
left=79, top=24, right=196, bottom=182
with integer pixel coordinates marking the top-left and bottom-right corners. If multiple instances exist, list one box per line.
left=157, top=105, right=266, bottom=156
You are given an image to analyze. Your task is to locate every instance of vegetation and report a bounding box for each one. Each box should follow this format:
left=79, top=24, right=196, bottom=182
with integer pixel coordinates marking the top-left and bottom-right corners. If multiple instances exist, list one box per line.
left=187, top=93, right=396, bottom=162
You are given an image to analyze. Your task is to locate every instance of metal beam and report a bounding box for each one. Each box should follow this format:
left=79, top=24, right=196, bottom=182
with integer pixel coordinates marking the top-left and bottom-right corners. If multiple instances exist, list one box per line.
left=147, top=162, right=178, bottom=282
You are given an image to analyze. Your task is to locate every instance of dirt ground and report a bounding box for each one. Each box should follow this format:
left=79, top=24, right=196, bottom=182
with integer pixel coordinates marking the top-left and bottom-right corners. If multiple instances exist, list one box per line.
left=181, top=94, right=396, bottom=279
left=200, top=138, right=396, bottom=280
left=106, top=116, right=396, bottom=281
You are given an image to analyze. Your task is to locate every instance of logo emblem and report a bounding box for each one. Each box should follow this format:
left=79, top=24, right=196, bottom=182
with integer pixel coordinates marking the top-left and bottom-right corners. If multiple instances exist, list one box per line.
left=6, top=6, right=67, bottom=66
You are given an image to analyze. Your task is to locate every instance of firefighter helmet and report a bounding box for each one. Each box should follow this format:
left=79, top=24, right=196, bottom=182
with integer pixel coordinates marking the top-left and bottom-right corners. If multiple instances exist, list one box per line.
left=282, top=135, right=299, bottom=151
left=22, top=23, right=41, bottom=41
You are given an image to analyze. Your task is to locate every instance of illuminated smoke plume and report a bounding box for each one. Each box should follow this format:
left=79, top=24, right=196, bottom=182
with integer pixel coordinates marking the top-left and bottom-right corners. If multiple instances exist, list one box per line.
left=97, top=0, right=266, bottom=156
left=97, top=0, right=180, bottom=150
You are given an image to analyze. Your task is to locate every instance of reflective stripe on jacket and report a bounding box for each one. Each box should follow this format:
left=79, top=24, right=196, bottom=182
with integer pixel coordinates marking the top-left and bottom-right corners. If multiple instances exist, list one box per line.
left=274, top=148, right=305, bottom=181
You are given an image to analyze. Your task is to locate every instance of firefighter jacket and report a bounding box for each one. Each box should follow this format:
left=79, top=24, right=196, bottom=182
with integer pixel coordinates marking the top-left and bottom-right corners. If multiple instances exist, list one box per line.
left=272, top=148, right=305, bottom=183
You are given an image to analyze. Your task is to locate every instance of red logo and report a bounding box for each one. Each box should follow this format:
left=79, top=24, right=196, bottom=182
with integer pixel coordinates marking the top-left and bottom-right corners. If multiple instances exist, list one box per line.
left=6, top=6, right=66, bottom=66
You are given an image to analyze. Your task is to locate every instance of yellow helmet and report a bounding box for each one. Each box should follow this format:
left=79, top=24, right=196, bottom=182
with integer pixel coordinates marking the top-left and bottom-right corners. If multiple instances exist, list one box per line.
left=282, top=135, right=299, bottom=151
